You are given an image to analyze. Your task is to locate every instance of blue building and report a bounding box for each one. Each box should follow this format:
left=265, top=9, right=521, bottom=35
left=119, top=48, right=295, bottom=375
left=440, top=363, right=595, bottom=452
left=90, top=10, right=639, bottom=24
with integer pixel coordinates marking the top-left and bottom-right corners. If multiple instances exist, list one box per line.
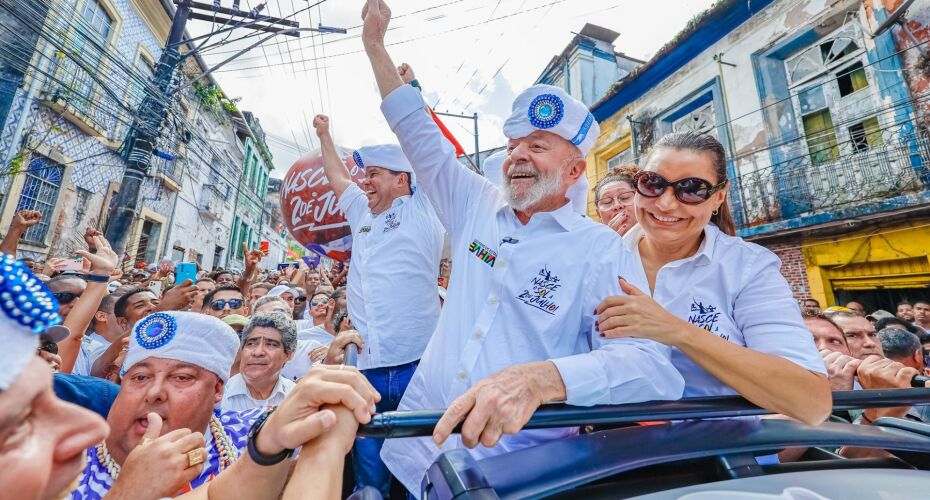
left=586, top=0, right=930, bottom=309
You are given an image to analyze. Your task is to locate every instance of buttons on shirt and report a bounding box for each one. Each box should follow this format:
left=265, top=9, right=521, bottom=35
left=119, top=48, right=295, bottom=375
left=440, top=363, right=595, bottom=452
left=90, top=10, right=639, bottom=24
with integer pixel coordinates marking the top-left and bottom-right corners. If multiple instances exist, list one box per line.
left=457, top=370, right=468, bottom=380
left=488, top=295, right=498, bottom=305
left=497, top=259, right=507, bottom=268
left=473, top=329, right=483, bottom=339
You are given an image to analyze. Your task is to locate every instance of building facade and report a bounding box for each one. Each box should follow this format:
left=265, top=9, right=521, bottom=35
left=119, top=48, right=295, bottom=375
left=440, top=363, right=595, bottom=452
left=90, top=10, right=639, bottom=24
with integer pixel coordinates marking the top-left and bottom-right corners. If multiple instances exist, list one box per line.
left=587, top=0, right=930, bottom=310
left=0, top=0, right=281, bottom=271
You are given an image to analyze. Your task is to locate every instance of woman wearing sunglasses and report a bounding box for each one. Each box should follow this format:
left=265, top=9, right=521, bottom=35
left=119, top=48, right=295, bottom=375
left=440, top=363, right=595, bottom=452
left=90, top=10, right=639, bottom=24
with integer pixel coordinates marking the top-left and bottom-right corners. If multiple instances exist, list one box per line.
left=595, top=132, right=831, bottom=424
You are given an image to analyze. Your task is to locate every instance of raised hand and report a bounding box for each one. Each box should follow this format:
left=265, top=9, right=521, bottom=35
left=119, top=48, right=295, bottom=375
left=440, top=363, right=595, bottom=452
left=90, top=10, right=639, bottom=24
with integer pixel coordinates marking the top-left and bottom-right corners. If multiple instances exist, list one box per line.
left=361, top=0, right=391, bottom=48
left=397, top=63, right=416, bottom=84
left=12, top=210, right=42, bottom=230
left=313, top=115, right=330, bottom=137
left=83, top=227, right=102, bottom=251
left=75, top=235, right=119, bottom=275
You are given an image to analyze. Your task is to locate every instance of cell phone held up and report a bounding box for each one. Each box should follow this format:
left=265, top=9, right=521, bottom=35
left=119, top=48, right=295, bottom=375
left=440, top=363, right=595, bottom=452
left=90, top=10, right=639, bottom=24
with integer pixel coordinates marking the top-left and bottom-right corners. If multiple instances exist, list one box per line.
left=175, top=262, right=197, bottom=285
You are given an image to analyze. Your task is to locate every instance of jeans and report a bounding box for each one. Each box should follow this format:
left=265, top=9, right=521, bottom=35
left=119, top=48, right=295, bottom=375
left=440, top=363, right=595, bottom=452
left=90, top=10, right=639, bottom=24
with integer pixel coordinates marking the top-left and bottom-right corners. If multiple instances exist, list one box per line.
left=353, top=360, right=418, bottom=499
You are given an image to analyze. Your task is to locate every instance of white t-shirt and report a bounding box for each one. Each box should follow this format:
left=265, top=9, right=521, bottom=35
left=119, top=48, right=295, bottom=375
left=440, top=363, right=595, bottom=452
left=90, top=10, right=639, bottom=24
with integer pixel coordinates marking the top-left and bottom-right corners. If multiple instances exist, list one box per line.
left=280, top=339, right=325, bottom=381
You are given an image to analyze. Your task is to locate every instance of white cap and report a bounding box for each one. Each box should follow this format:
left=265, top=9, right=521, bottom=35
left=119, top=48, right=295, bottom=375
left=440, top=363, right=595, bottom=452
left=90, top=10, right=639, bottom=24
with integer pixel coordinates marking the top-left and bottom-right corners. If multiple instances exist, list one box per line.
left=122, top=311, right=239, bottom=383
left=0, top=254, right=64, bottom=390
left=353, top=144, right=414, bottom=175
left=268, top=284, right=300, bottom=298
left=503, top=84, right=600, bottom=156
left=483, top=149, right=590, bottom=215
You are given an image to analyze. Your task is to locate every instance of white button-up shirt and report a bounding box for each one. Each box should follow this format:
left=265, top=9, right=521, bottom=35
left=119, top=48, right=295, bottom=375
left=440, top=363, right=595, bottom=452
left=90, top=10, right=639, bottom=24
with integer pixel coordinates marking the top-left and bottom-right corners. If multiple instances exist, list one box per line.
left=281, top=339, right=324, bottom=381
left=623, top=224, right=827, bottom=398
left=72, top=333, right=109, bottom=376
left=220, top=373, right=295, bottom=412
left=298, top=325, right=335, bottom=346
left=379, top=85, right=684, bottom=495
left=337, top=180, right=444, bottom=370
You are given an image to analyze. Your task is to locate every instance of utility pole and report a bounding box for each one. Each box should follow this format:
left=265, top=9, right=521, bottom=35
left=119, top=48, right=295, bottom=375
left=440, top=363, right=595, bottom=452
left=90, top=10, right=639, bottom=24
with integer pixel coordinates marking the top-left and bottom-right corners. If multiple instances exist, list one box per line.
left=104, top=0, right=310, bottom=258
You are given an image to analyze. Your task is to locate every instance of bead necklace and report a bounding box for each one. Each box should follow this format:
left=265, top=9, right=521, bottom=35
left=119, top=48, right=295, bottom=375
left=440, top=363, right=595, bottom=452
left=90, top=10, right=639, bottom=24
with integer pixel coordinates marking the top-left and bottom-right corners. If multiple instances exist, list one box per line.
left=96, top=415, right=236, bottom=479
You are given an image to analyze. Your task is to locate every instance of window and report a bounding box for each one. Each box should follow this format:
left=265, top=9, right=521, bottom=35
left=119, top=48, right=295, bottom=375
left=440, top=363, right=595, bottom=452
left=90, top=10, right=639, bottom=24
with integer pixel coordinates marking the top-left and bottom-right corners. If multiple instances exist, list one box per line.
left=65, top=0, right=114, bottom=117
left=802, top=109, right=839, bottom=166
left=81, top=0, right=113, bottom=40
left=836, top=62, right=868, bottom=97
left=849, top=117, right=883, bottom=153
left=607, top=148, right=633, bottom=171
left=786, top=23, right=862, bottom=86
left=171, top=246, right=184, bottom=263
left=671, top=101, right=717, bottom=137
left=16, top=157, right=64, bottom=244
left=127, top=53, right=155, bottom=109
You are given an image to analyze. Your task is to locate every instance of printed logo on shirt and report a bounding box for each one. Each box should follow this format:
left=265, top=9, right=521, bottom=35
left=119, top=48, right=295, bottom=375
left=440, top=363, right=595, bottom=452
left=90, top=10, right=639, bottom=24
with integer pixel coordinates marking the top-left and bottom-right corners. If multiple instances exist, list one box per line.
left=688, top=298, right=726, bottom=340
left=516, top=267, right=561, bottom=315
left=383, top=212, right=400, bottom=233
left=468, top=239, right=497, bottom=267
left=359, top=226, right=371, bottom=234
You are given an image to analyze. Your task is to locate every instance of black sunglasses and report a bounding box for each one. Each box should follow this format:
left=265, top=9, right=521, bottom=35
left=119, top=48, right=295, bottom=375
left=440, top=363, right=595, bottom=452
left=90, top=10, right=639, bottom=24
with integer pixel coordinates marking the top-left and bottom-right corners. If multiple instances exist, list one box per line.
left=52, top=291, right=82, bottom=304
left=633, top=171, right=728, bottom=205
left=210, top=298, right=244, bottom=310
left=39, top=340, right=58, bottom=355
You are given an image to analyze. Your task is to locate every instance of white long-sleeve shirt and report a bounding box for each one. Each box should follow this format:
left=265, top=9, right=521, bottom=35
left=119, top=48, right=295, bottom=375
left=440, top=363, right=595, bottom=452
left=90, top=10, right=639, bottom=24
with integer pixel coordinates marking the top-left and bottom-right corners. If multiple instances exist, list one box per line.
left=622, top=224, right=827, bottom=398
left=378, top=84, right=685, bottom=496
left=337, top=182, right=444, bottom=370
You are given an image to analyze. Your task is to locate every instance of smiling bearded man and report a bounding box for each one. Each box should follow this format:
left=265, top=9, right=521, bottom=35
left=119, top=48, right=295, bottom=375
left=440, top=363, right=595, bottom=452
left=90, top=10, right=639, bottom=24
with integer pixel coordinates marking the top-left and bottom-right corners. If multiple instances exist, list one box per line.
left=72, top=311, right=256, bottom=499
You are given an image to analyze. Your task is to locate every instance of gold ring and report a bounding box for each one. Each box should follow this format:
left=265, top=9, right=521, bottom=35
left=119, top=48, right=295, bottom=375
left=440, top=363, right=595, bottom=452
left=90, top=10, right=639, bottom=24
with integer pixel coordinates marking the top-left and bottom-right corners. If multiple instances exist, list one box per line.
left=139, top=437, right=153, bottom=446
left=186, top=448, right=205, bottom=468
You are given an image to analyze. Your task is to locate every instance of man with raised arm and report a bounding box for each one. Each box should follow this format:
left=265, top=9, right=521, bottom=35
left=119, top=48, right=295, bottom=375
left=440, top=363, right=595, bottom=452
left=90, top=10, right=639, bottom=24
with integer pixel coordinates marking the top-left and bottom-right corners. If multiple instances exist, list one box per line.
left=356, top=0, right=685, bottom=496
left=312, top=114, right=444, bottom=496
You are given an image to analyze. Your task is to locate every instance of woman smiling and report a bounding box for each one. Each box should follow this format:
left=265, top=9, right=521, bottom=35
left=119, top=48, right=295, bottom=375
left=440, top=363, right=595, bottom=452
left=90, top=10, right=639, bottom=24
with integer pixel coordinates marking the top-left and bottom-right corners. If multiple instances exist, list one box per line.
left=596, top=132, right=831, bottom=424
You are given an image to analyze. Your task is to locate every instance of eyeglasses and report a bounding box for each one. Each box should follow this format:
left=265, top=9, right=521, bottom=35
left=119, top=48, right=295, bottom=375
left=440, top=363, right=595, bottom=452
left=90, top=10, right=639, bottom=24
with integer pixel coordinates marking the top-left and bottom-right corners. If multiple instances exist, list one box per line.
left=596, top=190, right=636, bottom=210
left=39, top=340, right=58, bottom=355
left=210, top=298, right=244, bottom=310
left=52, top=291, right=82, bottom=304
left=311, top=297, right=330, bottom=307
left=633, top=171, right=728, bottom=205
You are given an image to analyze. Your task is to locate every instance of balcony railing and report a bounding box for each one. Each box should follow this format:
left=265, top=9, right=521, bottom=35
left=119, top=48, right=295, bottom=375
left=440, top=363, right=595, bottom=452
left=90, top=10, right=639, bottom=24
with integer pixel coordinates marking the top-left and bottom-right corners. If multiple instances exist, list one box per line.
left=40, top=55, right=117, bottom=137
left=733, top=124, right=930, bottom=232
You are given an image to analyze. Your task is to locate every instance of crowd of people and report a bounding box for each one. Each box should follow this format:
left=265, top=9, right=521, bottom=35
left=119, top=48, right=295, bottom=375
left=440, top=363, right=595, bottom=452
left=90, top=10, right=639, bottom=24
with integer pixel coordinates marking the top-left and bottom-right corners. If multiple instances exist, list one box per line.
left=2, top=1, right=929, bottom=499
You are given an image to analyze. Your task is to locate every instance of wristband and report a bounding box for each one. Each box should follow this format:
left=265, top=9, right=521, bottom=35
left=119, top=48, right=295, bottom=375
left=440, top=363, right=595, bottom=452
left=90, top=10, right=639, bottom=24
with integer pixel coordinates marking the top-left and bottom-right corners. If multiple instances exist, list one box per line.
left=409, top=79, right=422, bottom=91
left=84, top=273, right=110, bottom=283
left=246, top=407, right=293, bottom=466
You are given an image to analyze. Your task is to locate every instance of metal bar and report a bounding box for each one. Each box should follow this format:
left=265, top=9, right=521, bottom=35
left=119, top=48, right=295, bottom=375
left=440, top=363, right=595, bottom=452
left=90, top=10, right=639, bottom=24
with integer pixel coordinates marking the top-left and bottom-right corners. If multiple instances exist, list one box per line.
left=179, top=0, right=300, bottom=27
left=187, top=13, right=300, bottom=36
left=357, top=389, right=930, bottom=438
left=434, top=111, right=474, bottom=119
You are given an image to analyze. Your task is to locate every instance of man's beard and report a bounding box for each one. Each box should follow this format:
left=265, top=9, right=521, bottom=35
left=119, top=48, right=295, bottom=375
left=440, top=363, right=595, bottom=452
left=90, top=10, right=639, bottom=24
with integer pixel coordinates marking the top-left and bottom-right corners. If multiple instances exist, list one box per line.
left=502, top=161, right=565, bottom=211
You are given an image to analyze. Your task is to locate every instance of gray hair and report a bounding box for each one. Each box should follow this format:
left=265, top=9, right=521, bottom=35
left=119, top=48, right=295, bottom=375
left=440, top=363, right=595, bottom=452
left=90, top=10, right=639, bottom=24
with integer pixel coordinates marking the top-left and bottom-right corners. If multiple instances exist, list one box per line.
left=253, top=295, right=291, bottom=313
left=241, top=312, right=297, bottom=354
left=878, top=328, right=921, bottom=361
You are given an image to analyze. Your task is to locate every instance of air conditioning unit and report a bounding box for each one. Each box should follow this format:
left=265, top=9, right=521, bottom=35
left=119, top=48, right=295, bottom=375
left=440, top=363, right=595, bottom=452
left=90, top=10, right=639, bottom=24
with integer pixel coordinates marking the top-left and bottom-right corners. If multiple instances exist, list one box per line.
left=199, top=184, right=223, bottom=220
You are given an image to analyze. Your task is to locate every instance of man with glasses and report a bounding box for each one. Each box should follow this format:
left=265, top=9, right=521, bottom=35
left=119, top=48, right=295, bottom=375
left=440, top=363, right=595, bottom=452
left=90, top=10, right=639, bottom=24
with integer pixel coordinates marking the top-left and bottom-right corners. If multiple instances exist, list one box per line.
left=221, top=312, right=298, bottom=411
left=298, top=292, right=336, bottom=345
left=47, top=274, right=87, bottom=319
left=202, top=284, right=249, bottom=319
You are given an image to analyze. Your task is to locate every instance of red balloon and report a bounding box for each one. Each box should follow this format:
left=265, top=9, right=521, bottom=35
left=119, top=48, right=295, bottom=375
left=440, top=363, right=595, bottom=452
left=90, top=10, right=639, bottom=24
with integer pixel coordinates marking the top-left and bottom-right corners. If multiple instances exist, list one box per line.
left=280, top=149, right=364, bottom=262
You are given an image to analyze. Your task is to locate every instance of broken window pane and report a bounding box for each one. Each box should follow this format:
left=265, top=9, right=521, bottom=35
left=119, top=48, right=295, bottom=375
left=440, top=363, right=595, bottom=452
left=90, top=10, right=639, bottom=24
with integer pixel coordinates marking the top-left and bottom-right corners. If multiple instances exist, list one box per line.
left=849, top=117, right=883, bottom=153
left=802, top=109, right=840, bottom=166
left=836, top=62, right=868, bottom=97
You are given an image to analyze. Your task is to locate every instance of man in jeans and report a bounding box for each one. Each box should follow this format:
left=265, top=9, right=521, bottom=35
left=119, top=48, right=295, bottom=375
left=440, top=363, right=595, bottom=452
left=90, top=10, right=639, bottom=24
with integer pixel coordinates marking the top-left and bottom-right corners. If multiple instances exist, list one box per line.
left=313, top=114, right=443, bottom=497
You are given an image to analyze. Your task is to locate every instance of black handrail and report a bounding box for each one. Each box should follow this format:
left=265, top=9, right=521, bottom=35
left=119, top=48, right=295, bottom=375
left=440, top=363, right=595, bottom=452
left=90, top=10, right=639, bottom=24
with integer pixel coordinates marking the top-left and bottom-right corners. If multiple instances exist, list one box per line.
left=357, top=388, right=930, bottom=438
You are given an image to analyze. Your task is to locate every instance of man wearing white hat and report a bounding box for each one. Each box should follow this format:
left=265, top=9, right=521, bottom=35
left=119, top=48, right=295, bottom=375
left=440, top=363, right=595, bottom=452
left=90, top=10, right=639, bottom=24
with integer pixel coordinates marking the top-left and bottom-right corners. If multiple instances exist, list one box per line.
left=71, top=310, right=380, bottom=499
left=312, top=114, right=444, bottom=496
left=358, top=1, right=684, bottom=495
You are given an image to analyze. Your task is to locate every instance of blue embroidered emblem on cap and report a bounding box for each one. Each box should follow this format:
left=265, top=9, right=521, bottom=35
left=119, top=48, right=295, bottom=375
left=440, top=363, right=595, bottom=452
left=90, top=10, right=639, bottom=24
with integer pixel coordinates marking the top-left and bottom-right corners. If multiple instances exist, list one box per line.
left=352, top=150, right=364, bottom=169
left=135, top=312, right=177, bottom=350
left=528, top=93, right=564, bottom=129
left=571, top=114, right=594, bottom=146
left=0, top=253, right=61, bottom=333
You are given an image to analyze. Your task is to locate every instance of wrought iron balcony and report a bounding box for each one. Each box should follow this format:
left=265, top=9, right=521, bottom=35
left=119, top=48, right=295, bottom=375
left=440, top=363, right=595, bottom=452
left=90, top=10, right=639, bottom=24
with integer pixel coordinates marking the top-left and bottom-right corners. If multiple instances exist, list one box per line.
left=40, top=55, right=117, bottom=137
left=733, top=124, right=930, bottom=234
